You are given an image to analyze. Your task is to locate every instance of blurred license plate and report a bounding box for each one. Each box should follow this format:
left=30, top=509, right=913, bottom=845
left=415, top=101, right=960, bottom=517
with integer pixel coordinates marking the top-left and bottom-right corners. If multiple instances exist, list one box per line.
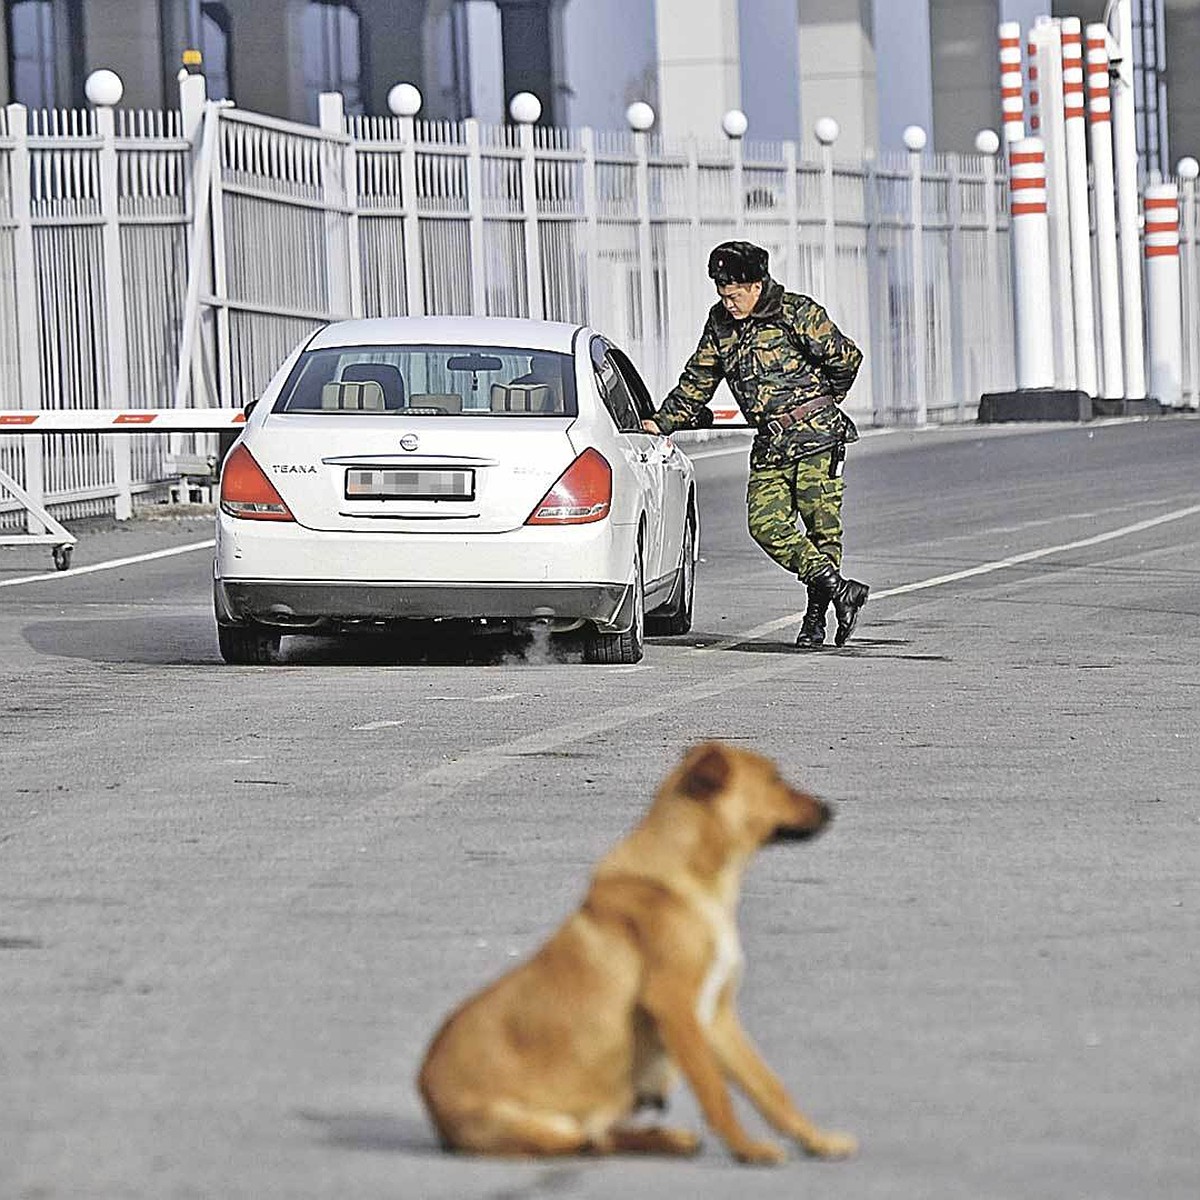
left=345, top=468, right=474, bottom=500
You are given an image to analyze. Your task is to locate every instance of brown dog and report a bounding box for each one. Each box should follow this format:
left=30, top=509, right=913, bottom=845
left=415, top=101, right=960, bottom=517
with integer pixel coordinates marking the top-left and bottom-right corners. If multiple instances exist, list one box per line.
left=417, top=741, right=856, bottom=1165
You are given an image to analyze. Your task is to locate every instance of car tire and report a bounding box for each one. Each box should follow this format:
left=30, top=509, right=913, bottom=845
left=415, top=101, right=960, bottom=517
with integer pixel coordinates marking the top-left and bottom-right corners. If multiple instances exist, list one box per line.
left=648, top=513, right=695, bottom=636
left=583, top=545, right=645, bottom=665
left=217, top=622, right=282, bottom=665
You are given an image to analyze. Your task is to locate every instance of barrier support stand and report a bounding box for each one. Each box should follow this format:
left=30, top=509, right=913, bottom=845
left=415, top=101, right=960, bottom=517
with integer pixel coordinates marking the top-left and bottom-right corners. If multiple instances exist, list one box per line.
left=6, top=103, right=46, bottom=534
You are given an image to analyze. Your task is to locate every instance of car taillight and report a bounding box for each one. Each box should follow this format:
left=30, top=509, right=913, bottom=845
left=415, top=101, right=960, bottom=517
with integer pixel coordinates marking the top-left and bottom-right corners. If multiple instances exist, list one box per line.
left=220, top=444, right=295, bottom=521
left=525, top=448, right=612, bottom=525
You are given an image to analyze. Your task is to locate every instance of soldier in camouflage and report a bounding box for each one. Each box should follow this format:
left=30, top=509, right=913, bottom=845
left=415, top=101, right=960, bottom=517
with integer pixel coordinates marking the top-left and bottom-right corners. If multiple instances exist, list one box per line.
left=641, top=240, right=869, bottom=647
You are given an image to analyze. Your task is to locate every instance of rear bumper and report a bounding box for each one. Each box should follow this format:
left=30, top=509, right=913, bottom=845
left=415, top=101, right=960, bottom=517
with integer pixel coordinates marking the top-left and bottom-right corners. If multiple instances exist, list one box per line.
left=215, top=578, right=629, bottom=626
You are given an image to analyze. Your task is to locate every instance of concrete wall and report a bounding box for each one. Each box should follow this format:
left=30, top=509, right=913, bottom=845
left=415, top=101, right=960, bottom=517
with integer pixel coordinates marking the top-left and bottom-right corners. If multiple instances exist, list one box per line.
left=797, top=0, right=877, bottom=155
left=81, top=0, right=164, bottom=109
left=929, top=0, right=1000, bottom=152
left=654, top=0, right=741, bottom=140
left=559, top=0, right=658, bottom=131
left=872, top=0, right=933, bottom=152
left=738, top=0, right=799, bottom=141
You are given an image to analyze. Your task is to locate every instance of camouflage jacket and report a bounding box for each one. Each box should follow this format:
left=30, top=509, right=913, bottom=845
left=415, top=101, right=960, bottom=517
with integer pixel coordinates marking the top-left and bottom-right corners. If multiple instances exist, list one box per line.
left=653, top=277, right=862, bottom=469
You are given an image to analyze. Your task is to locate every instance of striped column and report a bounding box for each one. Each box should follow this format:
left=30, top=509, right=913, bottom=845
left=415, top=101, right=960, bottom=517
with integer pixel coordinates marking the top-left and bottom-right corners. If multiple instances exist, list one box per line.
left=1144, top=183, right=1182, bottom=408
left=999, top=22, right=1025, bottom=145
left=1086, top=23, right=1123, bottom=400
left=1061, top=17, right=1097, bottom=396
left=1009, top=138, right=1055, bottom=389
left=1027, top=19, right=1075, bottom=389
left=1111, top=0, right=1147, bottom=398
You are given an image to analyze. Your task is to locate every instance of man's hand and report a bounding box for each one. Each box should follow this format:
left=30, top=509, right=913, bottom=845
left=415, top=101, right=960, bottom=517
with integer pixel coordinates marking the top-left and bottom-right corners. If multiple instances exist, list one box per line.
left=641, top=418, right=662, bottom=435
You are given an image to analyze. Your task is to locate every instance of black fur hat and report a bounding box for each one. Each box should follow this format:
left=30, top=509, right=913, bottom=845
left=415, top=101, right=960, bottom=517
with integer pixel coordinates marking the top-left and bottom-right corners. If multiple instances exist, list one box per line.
left=707, top=240, right=769, bottom=285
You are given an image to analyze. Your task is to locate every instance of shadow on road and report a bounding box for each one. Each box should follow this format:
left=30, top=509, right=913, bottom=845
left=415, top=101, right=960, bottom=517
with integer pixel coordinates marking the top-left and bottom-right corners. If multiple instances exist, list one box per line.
left=21, top=616, right=584, bottom=667
left=294, top=1108, right=437, bottom=1155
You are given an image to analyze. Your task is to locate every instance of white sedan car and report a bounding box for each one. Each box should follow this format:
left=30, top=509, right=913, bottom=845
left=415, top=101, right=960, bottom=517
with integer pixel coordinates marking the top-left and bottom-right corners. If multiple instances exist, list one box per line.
left=214, top=317, right=698, bottom=664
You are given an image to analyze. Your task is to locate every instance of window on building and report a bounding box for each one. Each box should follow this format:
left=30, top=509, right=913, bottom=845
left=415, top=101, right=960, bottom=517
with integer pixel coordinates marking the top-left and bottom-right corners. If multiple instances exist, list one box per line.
left=6, top=0, right=81, bottom=109
left=199, top=2, right=232, bottom=101
left=300, top=0, right=364, bottom=124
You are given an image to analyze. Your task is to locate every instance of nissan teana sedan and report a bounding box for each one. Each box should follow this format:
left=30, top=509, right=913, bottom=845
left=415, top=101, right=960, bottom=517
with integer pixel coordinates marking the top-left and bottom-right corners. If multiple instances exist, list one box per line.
left=214, top=317, right=698, bottom=665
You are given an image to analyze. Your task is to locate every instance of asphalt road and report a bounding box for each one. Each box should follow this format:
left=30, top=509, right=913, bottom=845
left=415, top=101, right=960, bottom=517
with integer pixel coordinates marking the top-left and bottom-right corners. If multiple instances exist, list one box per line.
left=2, top=418, right=1198, bottom=1199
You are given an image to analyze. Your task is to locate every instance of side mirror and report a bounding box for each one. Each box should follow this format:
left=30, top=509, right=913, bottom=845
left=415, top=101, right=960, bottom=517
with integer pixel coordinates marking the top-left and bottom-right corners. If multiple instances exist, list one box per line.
left=243, top=397, right=260, bottom=417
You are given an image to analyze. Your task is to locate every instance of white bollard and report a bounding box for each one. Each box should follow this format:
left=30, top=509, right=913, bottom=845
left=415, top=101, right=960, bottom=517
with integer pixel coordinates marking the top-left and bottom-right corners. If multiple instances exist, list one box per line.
left=1027, top=19, right=1075, bottom=390
left=998, top=22, right=1025, bottom=145
left=1144, top=182, right=1182, bottom=408
left=1060, top=18, right=1097, bottom=397
left=1110, top=0, right=1147, bottom=398
left=1177, top=157, right=1200, bottom=411
left=1009, top=138, right=1056, bottom=388
left=1086, top=25, right=1124, bottom=401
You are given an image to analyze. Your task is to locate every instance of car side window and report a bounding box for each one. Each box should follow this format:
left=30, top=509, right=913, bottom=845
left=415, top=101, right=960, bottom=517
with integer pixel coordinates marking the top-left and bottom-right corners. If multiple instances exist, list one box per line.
left=607, top=346, right=656, bottom=423
left=590, top=338, right=641, bottom=432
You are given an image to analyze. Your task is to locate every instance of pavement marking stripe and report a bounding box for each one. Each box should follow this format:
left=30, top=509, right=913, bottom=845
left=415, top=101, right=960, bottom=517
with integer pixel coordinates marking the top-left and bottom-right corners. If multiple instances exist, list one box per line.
left=0, top=539, right=215, bottom=588
left=691, top=501, right=1200, bottom=652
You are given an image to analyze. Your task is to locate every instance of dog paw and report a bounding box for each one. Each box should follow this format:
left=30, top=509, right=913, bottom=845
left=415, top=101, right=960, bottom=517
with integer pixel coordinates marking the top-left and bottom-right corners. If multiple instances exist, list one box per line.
left=733, top=1138, right=787, bottom=1166
left=803, top=1130, right=858, bottom=1160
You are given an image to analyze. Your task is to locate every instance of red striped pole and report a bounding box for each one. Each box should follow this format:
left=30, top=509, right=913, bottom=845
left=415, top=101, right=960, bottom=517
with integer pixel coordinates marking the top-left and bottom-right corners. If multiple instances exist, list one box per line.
left=1061, top=17, right=1096, bottom=396
left=1144, top=183, right=1182, bottom=407
left=1086, top=23, right=1123, bottom=399
left=1009, top=138, right=1055, bottom=388
left=999, top=22, right=1025, bottom=146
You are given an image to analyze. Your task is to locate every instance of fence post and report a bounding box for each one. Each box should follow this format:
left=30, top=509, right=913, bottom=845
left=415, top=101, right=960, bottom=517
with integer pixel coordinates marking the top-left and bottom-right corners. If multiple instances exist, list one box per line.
left=6, top=103, right=44, bottom=531
left=904, top=125, right=928, bottom=424
left=580, top=127, right=601, bottom=325
left=510, top=92, right=544, bottom=320
left=864, top=154, right=886, bottom=423
left=632, top=123, right=654, bottom=357
left=1178, top=157, right=1200, bottom=410
left=94, top=97, right=133, bottom=519
left=814, top=117, right=839, bottom=320
left=319, top=93, right=354, bottom=320
left=686, top=137, right=703, bottom=334
left=722, top=109, right=748, bottom=236
left=1144, top=181, right=1182, bottom=408
left=976, top=131, right=1002, bottom=393
left=947, top=153, right=966, bottom=422
left=401, top=117, right=424, bottom=316
left=782, top=139, right=798, bottom=291
left=464, top=118, right=487, bottom=315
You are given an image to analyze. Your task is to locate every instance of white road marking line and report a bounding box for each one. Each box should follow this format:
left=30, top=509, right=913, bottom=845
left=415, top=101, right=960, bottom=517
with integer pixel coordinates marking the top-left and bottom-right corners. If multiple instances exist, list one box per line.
left=0, top=539, right=215, bottom=588
left=352, top=719, right=406, bottom=731
left=692, top=501, right=1200, bottom=653
left=475, top=693, right=523, bottom=703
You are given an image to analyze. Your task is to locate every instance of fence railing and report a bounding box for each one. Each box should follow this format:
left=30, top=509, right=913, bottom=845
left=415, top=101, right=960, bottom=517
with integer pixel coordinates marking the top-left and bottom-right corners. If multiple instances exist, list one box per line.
left=1, top=83, right=1193, bottom=525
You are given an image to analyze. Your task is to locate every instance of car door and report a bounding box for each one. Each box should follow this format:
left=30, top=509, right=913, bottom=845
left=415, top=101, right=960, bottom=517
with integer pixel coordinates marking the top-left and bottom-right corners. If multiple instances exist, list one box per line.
left=590, top=338, right=663, bottom=586
left=608, top=345, right=687, bottom=592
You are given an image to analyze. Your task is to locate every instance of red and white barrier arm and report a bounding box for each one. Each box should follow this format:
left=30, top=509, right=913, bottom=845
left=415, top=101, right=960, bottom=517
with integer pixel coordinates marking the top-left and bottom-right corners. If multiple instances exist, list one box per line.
left=0, top=409, right=248, bottom=432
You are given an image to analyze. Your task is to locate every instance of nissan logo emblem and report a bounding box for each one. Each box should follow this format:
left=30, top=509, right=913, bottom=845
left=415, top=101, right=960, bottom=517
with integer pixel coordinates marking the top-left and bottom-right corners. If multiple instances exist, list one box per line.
left=400, top=434, right=419, bottom=451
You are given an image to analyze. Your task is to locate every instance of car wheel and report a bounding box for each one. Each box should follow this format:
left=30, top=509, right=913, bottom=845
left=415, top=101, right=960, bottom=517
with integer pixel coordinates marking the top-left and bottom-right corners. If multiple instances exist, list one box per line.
left=583, top=545, right=645, bottom=665
left=648, top=513, right=695, bottom=636
left=217, top=622, right=282, bottom=665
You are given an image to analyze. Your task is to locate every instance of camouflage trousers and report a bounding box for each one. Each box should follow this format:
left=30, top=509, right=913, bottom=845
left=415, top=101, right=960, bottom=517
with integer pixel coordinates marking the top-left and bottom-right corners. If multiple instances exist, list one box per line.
left=746, top=449, right=844, bottom=582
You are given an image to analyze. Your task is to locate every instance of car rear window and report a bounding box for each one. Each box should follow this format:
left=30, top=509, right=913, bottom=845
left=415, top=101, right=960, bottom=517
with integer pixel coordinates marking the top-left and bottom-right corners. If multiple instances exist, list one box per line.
left=273, top=345, right=577, bottom=417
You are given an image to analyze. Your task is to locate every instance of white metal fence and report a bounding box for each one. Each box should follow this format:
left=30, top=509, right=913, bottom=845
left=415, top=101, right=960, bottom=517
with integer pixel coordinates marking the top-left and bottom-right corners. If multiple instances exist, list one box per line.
left=1, top=84, right=1192, bottom=525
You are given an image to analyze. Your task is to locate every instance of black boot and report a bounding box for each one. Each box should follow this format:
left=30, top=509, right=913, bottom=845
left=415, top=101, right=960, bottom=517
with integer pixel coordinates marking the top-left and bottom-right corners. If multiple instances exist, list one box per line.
left=794, top=584, right=829, bottom=649
left=809, top=564, right=869, bottom=647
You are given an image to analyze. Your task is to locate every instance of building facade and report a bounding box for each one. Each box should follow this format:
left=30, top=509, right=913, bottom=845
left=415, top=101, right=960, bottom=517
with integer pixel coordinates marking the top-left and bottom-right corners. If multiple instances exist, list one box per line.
left=1, top=0, right=1194, bottom=167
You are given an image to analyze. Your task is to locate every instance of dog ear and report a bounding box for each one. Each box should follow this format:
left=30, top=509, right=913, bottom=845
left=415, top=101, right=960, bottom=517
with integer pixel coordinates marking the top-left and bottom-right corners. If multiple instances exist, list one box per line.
left=679, top=742, right=731, bottom=802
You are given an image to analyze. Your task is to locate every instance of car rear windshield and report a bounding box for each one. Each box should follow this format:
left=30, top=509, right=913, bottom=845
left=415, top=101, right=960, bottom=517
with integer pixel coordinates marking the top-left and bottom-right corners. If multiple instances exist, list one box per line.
left=273, top=345, right=577, bottom=417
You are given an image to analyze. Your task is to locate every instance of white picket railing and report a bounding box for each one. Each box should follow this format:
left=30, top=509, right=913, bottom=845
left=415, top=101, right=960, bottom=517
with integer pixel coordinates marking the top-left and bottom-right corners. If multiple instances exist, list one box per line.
left=0, top=85, right=1193, bottom=527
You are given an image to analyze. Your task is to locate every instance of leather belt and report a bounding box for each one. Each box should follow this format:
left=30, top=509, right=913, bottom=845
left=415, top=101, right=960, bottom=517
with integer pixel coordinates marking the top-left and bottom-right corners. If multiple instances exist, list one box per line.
left=764, top=395, right=836, bottom=437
